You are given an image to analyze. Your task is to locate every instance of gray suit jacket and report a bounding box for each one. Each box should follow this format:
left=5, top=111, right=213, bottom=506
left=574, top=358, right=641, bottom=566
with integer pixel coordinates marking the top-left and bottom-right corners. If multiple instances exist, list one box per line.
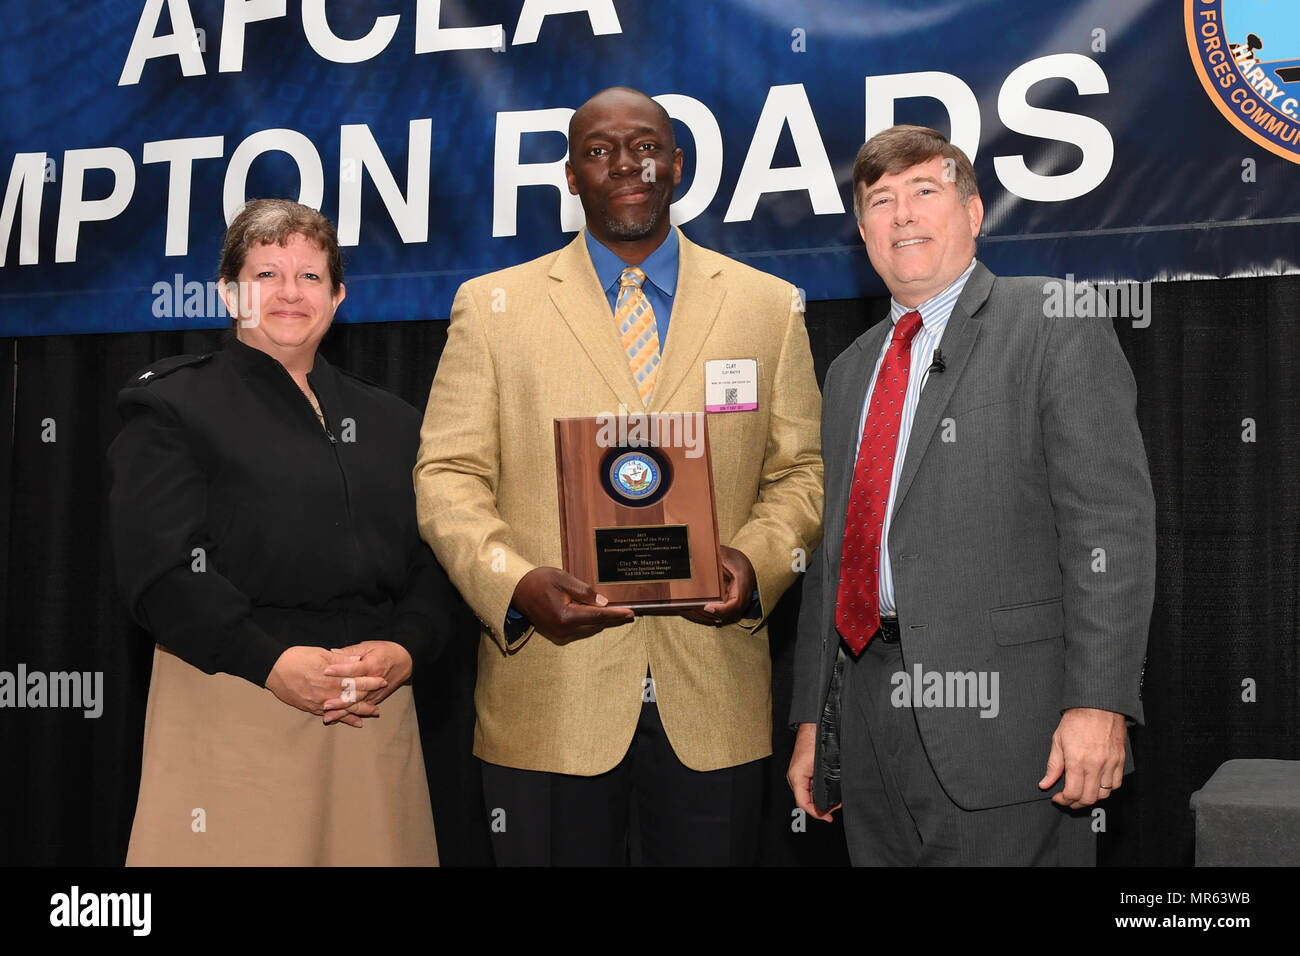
left=790, top=261, right=1156, bottom=811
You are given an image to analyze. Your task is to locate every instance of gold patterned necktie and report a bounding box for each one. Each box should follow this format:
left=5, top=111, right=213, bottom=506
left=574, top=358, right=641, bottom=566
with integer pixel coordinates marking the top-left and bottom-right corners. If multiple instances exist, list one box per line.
left=615, top=266, right=660, bottom=405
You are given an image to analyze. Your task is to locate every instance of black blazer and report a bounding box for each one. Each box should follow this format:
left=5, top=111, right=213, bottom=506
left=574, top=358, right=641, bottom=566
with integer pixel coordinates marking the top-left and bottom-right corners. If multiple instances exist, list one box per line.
left=108, top=335, right=451, bottom=686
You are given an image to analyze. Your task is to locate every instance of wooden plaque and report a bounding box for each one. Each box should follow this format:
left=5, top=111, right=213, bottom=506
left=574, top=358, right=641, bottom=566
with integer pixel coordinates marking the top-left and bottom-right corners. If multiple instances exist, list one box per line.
left=554, top=415, right=723, bottom=609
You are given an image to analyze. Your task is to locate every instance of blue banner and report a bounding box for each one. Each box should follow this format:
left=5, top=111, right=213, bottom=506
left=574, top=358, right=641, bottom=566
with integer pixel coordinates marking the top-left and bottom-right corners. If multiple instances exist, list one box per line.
left=3, top=0, right=1299, bottom=336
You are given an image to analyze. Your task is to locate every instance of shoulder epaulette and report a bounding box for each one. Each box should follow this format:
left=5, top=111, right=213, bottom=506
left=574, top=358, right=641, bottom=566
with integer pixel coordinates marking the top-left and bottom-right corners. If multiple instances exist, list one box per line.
left=124, top=353, right=214, bottom=388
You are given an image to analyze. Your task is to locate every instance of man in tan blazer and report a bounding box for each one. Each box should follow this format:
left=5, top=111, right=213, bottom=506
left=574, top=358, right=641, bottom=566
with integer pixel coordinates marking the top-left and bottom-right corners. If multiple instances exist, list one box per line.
left=414, top=87, right=823, bottom=865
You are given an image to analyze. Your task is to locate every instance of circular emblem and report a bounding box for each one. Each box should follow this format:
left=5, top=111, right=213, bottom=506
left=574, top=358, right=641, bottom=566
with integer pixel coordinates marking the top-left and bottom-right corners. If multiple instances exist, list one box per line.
left=599, top=446, right=672, bottom=508
left=1186, top=1, right=1300, bottom=164
left=609, top=451, right=661, bottom=501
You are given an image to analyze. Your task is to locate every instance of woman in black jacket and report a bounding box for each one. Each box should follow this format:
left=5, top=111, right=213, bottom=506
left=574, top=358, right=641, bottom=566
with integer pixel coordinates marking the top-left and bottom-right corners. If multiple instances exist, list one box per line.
left=108, top=199, right=444, bottom=865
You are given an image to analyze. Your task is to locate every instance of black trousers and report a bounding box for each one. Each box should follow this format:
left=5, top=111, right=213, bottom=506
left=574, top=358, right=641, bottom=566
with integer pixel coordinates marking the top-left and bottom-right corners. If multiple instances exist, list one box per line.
left=481, top=694, right=763, bottom=866
left=839, top=639, right=1096, bottom=866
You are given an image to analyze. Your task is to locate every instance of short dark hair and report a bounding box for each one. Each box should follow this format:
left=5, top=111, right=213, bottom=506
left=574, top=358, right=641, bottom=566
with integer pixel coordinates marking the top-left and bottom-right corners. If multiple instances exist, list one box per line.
left=851, top=125, right=978, bottom=220
left=218, top=199, right=343, bottom=293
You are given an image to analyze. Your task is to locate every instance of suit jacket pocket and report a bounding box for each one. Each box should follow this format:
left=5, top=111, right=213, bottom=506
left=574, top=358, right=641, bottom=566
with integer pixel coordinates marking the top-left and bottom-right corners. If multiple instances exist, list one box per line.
left=989, top=597, right=1064, bottom=646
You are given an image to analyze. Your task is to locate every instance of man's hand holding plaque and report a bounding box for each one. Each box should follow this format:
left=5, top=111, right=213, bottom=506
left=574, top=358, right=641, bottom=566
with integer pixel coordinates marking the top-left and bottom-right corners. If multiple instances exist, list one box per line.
left=510, top=566, right=635, bottom=642
left=679, top=545, right=757, bottom=627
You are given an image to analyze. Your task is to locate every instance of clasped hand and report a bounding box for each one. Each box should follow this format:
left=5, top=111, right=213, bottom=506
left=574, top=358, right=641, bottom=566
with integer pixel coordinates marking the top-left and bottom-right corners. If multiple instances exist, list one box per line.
left=265, top=641, right=412, bottom=729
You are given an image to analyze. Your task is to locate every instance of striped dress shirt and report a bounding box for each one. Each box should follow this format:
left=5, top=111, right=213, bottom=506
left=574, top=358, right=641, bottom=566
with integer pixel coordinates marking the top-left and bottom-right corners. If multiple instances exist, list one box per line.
left=854, top=257, right=977, bottom=617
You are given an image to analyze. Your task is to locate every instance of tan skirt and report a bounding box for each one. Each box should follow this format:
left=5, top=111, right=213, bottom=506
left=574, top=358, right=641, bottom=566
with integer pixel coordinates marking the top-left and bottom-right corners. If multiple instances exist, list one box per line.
left=126, top=646, right=438, bottom=866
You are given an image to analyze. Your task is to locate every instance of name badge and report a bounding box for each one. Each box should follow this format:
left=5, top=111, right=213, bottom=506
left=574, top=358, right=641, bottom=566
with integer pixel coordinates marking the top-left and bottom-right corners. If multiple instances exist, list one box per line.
left=704, top=359, right=758, bottom=413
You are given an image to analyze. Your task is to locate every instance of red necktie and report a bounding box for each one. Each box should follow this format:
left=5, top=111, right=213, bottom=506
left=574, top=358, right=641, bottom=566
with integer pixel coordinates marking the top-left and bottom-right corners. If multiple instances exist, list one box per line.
left=835, top=310, right=924, bottom=655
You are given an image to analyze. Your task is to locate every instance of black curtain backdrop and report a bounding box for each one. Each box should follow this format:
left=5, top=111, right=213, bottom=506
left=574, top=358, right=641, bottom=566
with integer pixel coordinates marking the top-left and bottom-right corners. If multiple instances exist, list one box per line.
left=2, top=275, right=1297, bottom=866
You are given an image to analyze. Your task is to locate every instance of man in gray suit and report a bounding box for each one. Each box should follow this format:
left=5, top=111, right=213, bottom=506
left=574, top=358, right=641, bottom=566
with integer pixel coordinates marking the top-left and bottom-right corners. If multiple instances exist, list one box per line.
left=787, top=125, right=1155, bottom=865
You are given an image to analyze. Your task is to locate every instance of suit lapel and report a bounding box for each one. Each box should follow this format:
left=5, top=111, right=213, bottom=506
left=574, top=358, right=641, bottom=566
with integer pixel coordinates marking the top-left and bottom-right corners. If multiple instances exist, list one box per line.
left=548, top=233, right=644, bottom=409
left=647, top=231, right=724, bottom=410
left=889, top=262, right=994, bottom=515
